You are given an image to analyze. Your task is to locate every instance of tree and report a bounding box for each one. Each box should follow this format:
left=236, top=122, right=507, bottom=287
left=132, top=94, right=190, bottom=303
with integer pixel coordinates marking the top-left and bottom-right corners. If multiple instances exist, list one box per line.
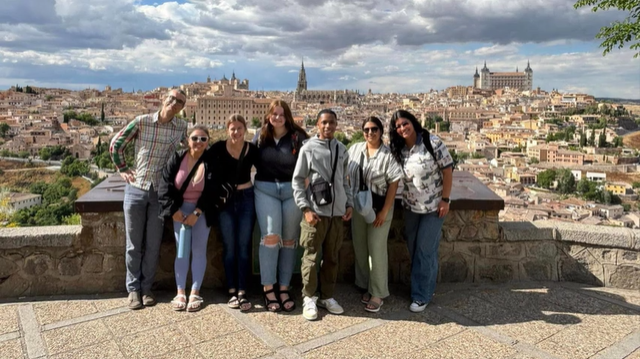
left=334, top=132, right=350, bottom=147
left=632, top=181, right=640, bottom=188
left=39, top=147, right=52, bottom=161
left=0, top=123, right=9, bottom=138
left=529, top=157, right=539, bottom=164
left=557, top=169, right=576, bottom=194
left=588, top=129, right=596, bottom=146
left=537, top=169, right=557, bottom=188
left=598, top=130, right=607, bottom=147
left=603, top=190, right=612, bottom=204
left=251, top=117, right=262, bottom=128
left=100, top=103, right=105, bottom=123
left=577, top=178, right=591, bottom=194
left=574, top=0, right=640, bottom=58
left=612, top=136, right=624, bottom=147
left=580, top=131, right=587, bottom=147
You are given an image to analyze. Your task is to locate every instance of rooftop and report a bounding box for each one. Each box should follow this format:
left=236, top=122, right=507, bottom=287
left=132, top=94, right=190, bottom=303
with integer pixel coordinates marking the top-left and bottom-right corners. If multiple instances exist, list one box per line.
left=1, top=282, right=638, bottom=359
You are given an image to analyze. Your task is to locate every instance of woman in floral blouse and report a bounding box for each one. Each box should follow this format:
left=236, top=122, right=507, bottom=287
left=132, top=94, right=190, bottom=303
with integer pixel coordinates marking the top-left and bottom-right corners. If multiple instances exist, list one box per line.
left=388, top=110, right=454, bottom=313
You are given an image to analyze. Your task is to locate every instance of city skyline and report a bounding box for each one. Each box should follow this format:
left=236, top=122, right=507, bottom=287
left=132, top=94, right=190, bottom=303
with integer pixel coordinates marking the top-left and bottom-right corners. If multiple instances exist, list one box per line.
left=1, top=0, right=639, bottom=99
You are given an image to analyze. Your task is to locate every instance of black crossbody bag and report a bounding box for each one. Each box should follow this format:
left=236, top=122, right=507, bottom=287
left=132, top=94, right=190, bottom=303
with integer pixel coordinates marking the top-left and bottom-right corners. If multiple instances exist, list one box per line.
left=215, top=142, right=248, bottom=210
left=310, top=143, right=339, bottom=206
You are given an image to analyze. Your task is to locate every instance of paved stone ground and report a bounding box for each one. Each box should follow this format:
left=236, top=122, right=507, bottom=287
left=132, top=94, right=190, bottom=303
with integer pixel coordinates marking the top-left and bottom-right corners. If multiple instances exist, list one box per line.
left=1, top=281, right=639, bottom=359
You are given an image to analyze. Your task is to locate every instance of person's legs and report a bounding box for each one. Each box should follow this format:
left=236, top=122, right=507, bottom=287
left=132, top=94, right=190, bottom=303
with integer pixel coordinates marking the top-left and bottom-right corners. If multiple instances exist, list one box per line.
left=255, top=181, right=282, bottom=287
left=351, top=211, right=370, bottom=292
left=173, top=202, right=194, bottom=291
left=410, top=212, right=445, bottom=304
left=189, top=206, right=211, bottom=292
left=140, top=186, right=164, bottom=296
left=300, top=217, right=327, bottom=298
left=278, top=182, right=302, bottom=288
left=319, top=216, right=343, bottom=300
left=367, top=207, right=393, bottom=300
left=218, top=201, right=237, bottom=291
left=123, top=184, right=148, bottom=294
left=235, top=188, right=255, bottom=293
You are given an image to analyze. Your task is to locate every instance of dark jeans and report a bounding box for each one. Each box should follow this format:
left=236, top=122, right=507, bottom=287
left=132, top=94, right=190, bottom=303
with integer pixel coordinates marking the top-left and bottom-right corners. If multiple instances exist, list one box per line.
left=404, top=210, right=445, bottom=304
left=218, top=187, right=255, bottom=291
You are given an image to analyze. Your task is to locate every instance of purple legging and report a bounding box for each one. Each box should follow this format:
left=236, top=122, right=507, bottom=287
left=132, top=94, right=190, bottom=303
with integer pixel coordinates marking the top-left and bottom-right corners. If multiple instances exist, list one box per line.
left=173, top=202, right=211, bottom=291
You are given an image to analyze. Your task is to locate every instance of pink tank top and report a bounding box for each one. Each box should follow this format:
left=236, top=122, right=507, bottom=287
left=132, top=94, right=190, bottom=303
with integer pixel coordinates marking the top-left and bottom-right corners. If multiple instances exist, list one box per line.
left=174, top=155, right=205, bottom=204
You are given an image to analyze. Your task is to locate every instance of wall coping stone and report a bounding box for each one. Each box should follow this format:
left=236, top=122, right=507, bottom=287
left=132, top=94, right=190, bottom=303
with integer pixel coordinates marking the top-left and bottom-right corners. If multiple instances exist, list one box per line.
left=0, top=226, right=81, bottom=249
left=500, top=220, right=639, bottom=251
left=76, top=171, right=505, bottom=213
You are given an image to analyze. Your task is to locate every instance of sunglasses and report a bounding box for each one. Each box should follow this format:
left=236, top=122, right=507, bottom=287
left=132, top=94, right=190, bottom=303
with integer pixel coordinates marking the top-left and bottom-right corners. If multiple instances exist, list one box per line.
left=167, top=95, right=185, bottom=106
left=363, top=127, right=380, bottom=134
left=190, top=136, right=208, bottom=143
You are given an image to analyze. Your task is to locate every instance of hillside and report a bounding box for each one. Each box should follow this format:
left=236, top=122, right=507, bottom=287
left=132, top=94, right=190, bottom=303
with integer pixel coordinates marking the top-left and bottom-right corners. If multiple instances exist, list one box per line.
left=623, top=131, right=640, bottom=150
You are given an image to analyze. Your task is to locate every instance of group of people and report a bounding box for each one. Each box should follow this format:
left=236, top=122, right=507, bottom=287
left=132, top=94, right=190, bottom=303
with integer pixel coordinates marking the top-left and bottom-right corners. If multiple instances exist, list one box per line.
left=109, top=89, right=454, bottom=320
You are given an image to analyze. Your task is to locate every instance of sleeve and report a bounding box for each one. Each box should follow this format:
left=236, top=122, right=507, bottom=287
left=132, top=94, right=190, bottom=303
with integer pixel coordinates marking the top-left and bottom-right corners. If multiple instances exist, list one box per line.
left=433, top=137, right=454, bottom=170
left=343, top=147, right=353, bottom=208
left=292, top=148, right=312, bottom=210
left=109, top=117, right=140, bottom=171
left=385, top=152, right=404, bottom=183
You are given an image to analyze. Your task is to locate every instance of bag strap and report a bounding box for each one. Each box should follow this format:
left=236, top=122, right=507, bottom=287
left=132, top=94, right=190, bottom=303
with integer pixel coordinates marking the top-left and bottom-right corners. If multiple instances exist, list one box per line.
left=358, top=152, right=368, bottom=191
left=178, top=154, right=205, bottom=196
left=330, top=143, right=339, bottom=184
left=422, top=130, right=441, bottom=170
left=232, top=141, right=248, bottom=189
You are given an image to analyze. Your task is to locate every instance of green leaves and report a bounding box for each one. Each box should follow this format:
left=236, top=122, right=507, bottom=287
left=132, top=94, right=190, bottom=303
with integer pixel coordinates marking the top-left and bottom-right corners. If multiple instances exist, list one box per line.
left=574, top=0, right=640, bottom=58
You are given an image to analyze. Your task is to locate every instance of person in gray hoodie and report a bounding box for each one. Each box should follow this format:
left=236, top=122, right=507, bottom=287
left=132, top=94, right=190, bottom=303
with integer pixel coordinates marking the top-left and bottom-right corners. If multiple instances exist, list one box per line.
left=292, top=109, right=353, bottom=321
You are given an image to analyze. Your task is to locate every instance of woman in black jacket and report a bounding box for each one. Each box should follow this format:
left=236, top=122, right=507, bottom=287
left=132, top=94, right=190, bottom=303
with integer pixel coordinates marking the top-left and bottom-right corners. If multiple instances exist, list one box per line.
left=158, top=125, right=216, bottom=312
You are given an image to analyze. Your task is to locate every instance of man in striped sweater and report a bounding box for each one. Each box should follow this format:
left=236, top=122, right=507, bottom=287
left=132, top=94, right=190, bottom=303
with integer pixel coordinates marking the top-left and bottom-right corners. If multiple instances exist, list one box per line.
left=109, top=89, right=188, bottom=309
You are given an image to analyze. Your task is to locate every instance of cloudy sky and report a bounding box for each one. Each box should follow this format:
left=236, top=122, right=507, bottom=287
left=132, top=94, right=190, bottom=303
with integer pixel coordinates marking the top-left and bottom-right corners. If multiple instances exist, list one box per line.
left=1, top=0, right=638, bottom=98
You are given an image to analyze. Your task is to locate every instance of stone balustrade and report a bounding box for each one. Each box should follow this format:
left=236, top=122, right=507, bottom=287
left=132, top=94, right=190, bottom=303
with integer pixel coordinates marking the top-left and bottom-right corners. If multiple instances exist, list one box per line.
left=1, top=172, right=638, bottom=298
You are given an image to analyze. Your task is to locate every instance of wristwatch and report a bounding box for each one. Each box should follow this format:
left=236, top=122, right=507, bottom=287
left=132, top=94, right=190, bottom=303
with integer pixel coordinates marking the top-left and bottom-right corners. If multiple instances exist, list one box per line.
left=442, top=197, right=450, bottom=203
left=193, top=210, right=201, bottom=217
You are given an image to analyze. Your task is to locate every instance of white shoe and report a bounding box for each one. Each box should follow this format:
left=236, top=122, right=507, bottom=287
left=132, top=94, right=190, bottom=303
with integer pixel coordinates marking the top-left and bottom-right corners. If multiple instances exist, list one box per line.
left=303, top=296, right=318, bottom=321
left=409, top=300, right=428, bottom=313
left=317, top=298, right=344, bottom=315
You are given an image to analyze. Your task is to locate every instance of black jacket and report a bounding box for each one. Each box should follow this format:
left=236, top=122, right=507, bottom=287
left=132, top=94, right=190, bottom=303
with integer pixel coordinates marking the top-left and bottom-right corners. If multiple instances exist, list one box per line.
left=157, top=149, right=217, bottom=227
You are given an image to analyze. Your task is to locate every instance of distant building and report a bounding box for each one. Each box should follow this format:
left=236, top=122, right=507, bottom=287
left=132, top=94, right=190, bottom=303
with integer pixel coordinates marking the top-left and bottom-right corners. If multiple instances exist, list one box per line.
left=294, top=61, right=359, bottom=104
left=196, top=97, right=272, bottom=128
left=7, top=193, right=42, bottom=212
left=473, top=61, right=533, bottom=91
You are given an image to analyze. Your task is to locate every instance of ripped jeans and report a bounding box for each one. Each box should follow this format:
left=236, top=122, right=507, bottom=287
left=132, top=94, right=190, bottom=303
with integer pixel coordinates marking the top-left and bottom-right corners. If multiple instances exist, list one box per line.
left=254, top=180, right=302, bottom=287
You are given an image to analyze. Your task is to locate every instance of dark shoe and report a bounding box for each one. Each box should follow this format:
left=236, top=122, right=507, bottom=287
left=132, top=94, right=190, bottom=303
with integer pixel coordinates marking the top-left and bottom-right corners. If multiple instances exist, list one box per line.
left=263, top=288, right=281, bottom=312
left=280, top=290, right=296, bottom=312
left=128, top=291, right=143, bottom=310
left=142, top=292, right=156, bottom=307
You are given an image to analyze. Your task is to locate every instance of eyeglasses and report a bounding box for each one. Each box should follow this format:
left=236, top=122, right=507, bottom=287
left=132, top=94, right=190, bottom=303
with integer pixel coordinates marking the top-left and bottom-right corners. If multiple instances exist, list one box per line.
left=167, top=95, right=185, bottom=106
left=363, top=127, right=379, bottom=134
left=190, top=136, right=208, bottom=143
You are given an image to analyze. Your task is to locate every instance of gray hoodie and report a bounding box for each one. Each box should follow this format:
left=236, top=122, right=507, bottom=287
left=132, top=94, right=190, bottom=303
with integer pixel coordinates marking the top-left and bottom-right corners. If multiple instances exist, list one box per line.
left=292, top=135, right=353, bottom=217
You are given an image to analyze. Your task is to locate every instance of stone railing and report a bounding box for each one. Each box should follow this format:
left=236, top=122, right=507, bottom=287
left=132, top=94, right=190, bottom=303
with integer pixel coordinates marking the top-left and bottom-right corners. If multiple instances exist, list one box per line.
left=1, top=171, right=638, bottom=298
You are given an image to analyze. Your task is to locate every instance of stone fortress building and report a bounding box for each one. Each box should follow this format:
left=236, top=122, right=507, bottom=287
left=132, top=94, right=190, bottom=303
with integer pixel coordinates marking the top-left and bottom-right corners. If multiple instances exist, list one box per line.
left=473, top=61, right=533, bottom=91
left=294, top=60, right=359, bottom=104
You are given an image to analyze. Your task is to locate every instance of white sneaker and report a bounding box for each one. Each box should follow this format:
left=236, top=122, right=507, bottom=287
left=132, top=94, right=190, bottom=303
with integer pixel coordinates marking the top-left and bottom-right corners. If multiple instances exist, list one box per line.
left=409, top=300, right=428, bottom=313
left=317, top=298, right=344, bottom=315
left=303, top=296, right=318, bottom=321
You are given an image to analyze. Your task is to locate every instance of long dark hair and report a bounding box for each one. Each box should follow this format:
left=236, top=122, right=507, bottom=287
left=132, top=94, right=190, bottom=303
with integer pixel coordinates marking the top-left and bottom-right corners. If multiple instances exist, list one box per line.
left=389, top=110, right=426, bottom=165
left=259, top=99, right=308, bottom=146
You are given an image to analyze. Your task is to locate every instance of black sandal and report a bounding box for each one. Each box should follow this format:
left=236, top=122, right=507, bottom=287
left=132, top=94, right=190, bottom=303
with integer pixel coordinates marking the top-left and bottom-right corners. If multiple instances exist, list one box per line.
left=279, top=290, right=296, bottom=312
left=238, top=292, right=252, bottom=312
left=263, top=288, right=281, bottom=312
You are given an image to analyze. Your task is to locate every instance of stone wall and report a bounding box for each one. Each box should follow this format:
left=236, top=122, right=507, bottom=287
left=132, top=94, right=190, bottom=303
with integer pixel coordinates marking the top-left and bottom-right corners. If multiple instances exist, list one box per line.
left=1, top=208, right=639, bottom=298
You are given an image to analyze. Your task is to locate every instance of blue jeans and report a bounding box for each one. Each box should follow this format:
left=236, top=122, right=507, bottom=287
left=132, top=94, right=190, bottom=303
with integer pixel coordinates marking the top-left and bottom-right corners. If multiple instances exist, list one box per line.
left=254, top=180, right=302, bottom=287
left=218, top=187, right=255, bottom=291
left=404, top=210, right=445, bottom=304
left=123, top=184, right=164, bottom=294
left=173, top=202, right=211, bottom=291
